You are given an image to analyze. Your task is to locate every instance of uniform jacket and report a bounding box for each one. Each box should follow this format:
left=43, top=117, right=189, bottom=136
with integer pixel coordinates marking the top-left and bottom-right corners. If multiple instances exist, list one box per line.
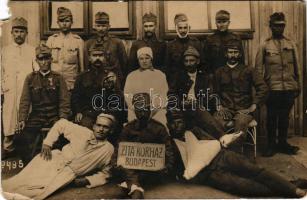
left=215, top=64, right=268, bottom=111
left=46, top=32, right=84, bottom=90
left=168, top=69, right=211, bottom=108
left=112, top=119, right=174, bottom=187
left=165, top=36, right=205, bottom=82
left=85, top=35, right=128, bottom=80
left=204, top=30, right=244, bottom=74
left=1, top=43, right=38, bottom=135
left=255, top=36, right=301, bottom=91
left=19, top=71, right=70, bottom=128
left=3, top=119, right=114, bottom=200
left=71, top=67, right=127, bottom=124
left=128, top=34, right=166, bottom=73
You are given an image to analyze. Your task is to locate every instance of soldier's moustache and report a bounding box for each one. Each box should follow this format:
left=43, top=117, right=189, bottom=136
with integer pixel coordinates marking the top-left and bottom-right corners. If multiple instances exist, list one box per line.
left=93, top=59, right=103, bottom=66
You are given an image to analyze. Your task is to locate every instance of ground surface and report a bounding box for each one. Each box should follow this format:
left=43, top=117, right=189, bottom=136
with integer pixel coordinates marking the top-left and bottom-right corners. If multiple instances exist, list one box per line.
left=2, top=137, right=307, bottom=199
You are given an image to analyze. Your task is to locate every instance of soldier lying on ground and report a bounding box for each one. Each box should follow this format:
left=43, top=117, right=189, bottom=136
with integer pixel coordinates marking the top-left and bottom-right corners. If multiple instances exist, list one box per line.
left=3, top=113, right=115, bottom=200
left=166, top=110, right=307, bottom=198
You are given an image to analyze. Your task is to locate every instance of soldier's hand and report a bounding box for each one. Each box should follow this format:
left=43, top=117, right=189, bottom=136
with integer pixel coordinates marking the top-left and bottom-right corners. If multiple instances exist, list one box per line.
left=217, top=106, right=232, bottom=120
left=220, top=131, right=243, bottom=148
left=15, top=121, right=25, bottom=134
left=75, top=113, right=83, bottom=123
left=248, top=104, right=257, bottom=113
left=74, top=177, right=90, bottom=187
left=40, top=144, right=52, bottom=161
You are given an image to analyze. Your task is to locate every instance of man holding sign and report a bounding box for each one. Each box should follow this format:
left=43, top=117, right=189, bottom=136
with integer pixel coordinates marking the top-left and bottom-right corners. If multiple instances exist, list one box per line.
left=113, top=93, right=174, bottom=199
left=166, top=110, right=306, bottom=198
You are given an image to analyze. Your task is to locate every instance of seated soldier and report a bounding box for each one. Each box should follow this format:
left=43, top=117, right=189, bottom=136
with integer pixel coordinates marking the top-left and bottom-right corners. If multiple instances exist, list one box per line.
left=112, top=93, right=174, bottom=199
left=71, top=43, right=127, bottom=131
left=214, top=39, right=268, bottom=149
left=124, top=47, right=168, bottom=128
left=168, top=46, right=233, bottom=139
left=15, top=44, right=70, bottom=165
left=3, top=113, right=115, bottom=200
left=167, top=110, right=306, bottom=198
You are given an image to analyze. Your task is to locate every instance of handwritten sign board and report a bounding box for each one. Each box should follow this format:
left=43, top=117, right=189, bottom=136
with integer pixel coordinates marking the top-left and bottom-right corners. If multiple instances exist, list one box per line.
left=117, top=142, right=165, bottom=171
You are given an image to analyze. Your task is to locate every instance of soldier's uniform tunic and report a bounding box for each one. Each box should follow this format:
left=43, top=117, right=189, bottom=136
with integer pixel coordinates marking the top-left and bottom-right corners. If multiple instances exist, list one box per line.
left=85, top=36, right=128, bottom=83
left=165, top=36, right=204, bottom=82
left=46, top=32, right=84, bottom=90
left=16, top=70, right=70, bottom=164
left=204, top=30, right=243, bottom=74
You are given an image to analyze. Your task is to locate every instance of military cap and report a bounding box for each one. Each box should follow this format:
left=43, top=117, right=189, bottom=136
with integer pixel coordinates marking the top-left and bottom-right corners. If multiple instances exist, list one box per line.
left=35, top=43, right=52, bottom=58
left=215, top=10, right=230, bottom=21
left=89, top=43, right=105, bottom=54
left=57, top=7, right=73, bottom=20
left=270, top=12, right=286, bottom=24
left=142, top=12, right=157, bottom=24
left=183, top=46, right=200, bottom=58
left=166, top=109, right=184, bottom=123
left=132, top=93, right=151, bottom=109
left=224, top=39, right=242, bottom=51
left=95, top=12, right=109, bottom=24
left=12, top=17, right=28, bottom=29
left=174, top=13, right=188, bottom=25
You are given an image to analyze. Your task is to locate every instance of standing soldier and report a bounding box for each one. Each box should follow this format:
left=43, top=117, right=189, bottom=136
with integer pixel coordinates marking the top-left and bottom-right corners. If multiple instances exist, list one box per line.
left=46, top=7, right=84, bottom=92
left=85, top=11, right=128, bottom=85
left=204, top=10, right=244, bottom=75
left=1, top=17, right=38, bottom=158
left=255, top=12, right=301, bottom=157
left=128, top=12, right=166, bottom=73
left=15, top=44, right=70, bottom=165
left=165, top=13, right=205, bottom=83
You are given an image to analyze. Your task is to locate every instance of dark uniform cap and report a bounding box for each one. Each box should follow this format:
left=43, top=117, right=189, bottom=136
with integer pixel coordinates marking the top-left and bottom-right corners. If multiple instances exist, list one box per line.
left=270, top=12, right=286, bottom=24
left=57, top=7, right=73, bottom=20
left=184, top=46, right=200, bottom=58
left=174, top=13, right=188, bottom=25
left=12, top=17, right=28, bottom=29
left=95, top=12, right=109, bottom=24
left=36, top=43, right=52, bottom=58
left=132, top=93, right=151, bottom=109
left=224, top=39, right=242, bottom=51
left=89, top=43, right=105, bottom=54
left=142, top=12, right=157, bottom=24
left=215, top=10, right=230, bottom=20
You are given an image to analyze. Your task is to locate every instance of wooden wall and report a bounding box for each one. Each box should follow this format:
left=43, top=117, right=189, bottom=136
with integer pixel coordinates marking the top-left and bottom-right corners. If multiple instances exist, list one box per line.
left=1, top=1, right=306, bottom=143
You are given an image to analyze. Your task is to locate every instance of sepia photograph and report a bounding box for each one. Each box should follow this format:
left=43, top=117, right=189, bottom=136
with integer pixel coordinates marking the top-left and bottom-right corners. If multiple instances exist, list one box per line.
left=0, top=0, right=307, bottom=199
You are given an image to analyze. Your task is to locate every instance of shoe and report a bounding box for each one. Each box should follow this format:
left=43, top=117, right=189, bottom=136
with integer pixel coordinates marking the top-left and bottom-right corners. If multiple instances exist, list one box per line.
left=295, top=188, right=306, bottom=198
left=263, top=148, right=276, bottom=157
left=130, top=190, right=144, bottom=199
left=277, top=143, right=300, bottom=155
left=291, top=178, right=307, bottom=189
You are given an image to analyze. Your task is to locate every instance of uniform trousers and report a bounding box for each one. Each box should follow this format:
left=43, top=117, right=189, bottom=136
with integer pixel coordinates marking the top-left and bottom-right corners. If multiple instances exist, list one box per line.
left=191, top=150, right=297, bottom=197
left=266, top=91, right=296, bottom=147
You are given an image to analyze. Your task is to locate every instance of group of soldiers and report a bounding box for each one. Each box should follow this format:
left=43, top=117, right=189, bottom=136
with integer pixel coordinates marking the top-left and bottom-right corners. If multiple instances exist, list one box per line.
left=1, top=6, right=305, bottom=200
